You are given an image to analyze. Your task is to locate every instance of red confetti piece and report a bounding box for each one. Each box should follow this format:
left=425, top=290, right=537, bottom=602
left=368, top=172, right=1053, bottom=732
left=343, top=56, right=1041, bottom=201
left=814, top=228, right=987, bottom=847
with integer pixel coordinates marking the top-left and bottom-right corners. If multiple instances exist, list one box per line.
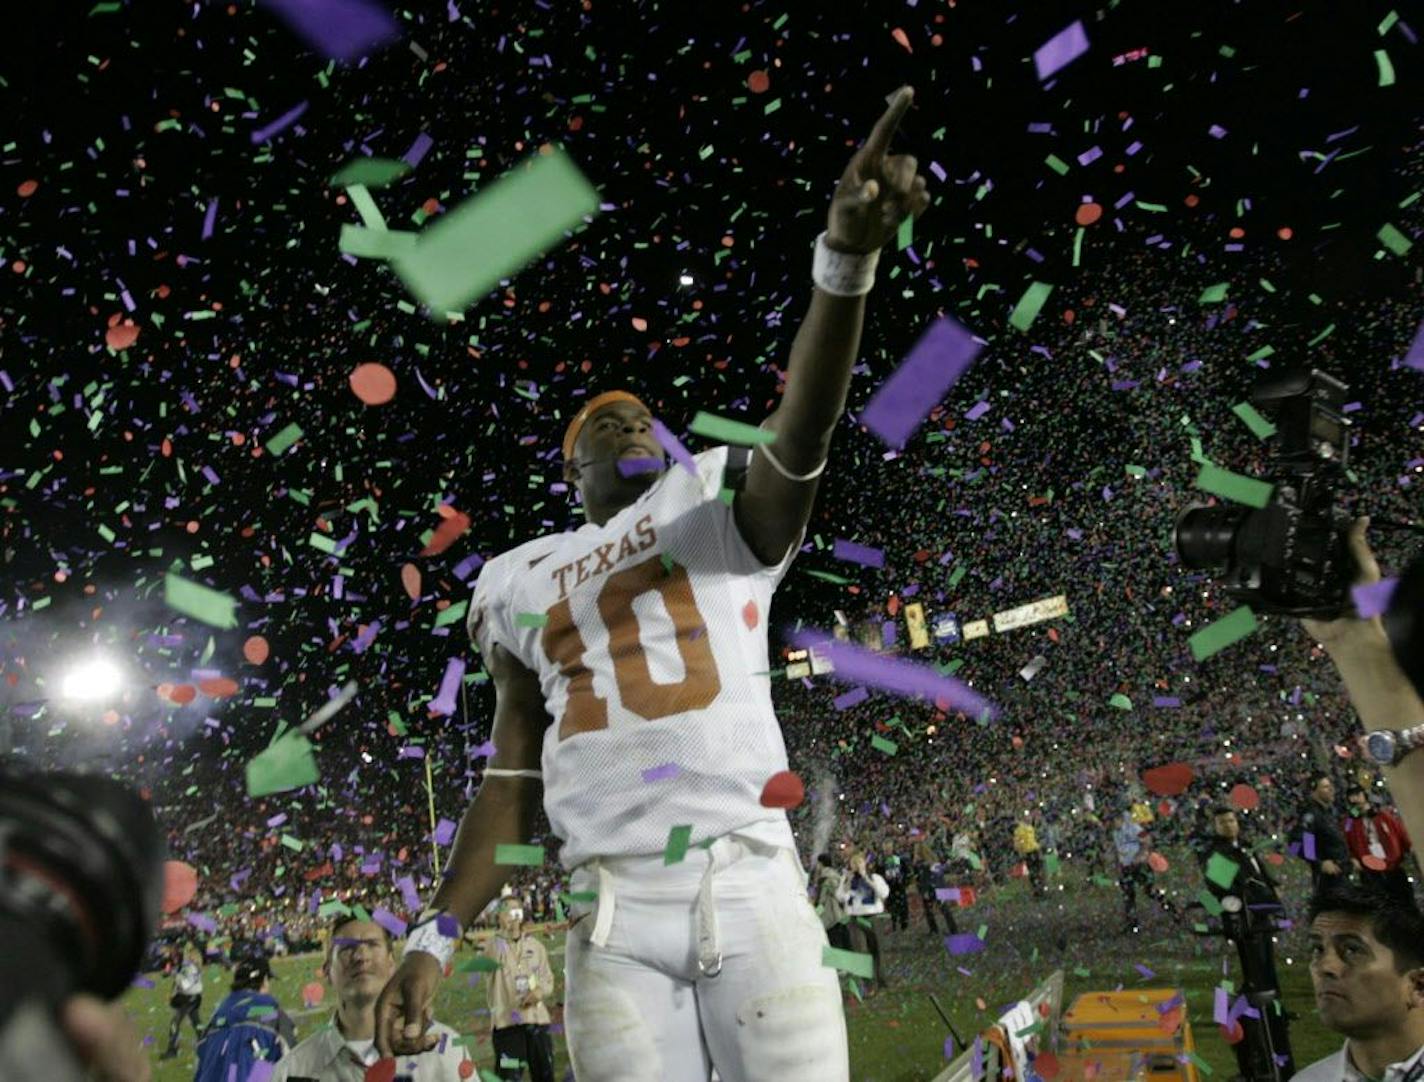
left=1074, top=201, right=1103, bottom=226
left=1147, top=851, right=1169, bottom=873
left=742, top=600, right=759, bottom=630
left=419, top=509, right=471, bottom=556
left=746, top=70, right=770, bottom=93
left=1362, top=854, right=1388, bottom=871
left=1222, top=1020, right=1245, bottom=1045
left=243, top=635, right=270, bottom=664
left=17, top=179, right=38, bottom=197
left=1141, top=762, right=1194, bottom=796
left=162, top=861, right=199, bottom=913
left=401, top=563, right=422, bottom=600
left=891, top=27, right=912, bottom=52
left=199, top=676, right=239, bottom=698
left=170, top=684, right=197, bottom=705
left=365, top=1060, right=397, bottom=1082
left=1229, top=783, right=1260, bottom=811
left=105, top=322, right=139, bottom=350
left=759, top=770, right=805, bottom=809
left=349, top=362, right=397, bottom=405
left=302, top=981, right=325, bottom=1006
left=1036, top=1051, right=1061, bottom=1079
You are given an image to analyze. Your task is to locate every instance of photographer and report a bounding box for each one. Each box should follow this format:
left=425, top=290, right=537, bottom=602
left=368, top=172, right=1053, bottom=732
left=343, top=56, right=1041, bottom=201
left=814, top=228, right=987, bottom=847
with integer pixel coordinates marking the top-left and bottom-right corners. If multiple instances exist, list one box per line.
left=1203, top=806, right=1295, bottom=1079
left=1302, top=519, right=1424, bottom=866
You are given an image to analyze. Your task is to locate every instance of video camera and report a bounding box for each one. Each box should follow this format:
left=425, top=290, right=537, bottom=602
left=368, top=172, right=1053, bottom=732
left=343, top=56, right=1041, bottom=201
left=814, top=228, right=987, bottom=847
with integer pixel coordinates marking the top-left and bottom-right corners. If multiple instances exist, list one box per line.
left=0, top=761, right=164, bottom=1080
left=1174, top=367, right=1356, bottom=618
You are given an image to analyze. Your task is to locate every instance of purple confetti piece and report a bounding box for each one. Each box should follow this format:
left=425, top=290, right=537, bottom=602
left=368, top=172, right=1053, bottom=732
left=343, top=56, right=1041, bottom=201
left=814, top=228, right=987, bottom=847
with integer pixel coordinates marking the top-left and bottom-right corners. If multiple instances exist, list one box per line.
left=257, top=0, right=400, bottom=61
left=201, top=198, right=219, bottom=240
left=1153, top=696, right=1181, bottom=708
left=796, top=631, right=997, bottom=720
left=247, top=1063, right=274, bottom=1082
left=429, top=656, right=465, bottom=717
left=616, top=456, right=664, bottom=477
left=1214, top=987, right=1230, bottom=1026
left=471, top=739, right=496, bottom=760
left=832, top=539, right=885, bottom=568
left=397, top=875, right=422, bottom=912
left=935, top=887, right=961, bottom=902
left=266, top=813, right=288, bottom=828
left=403, top=132, right=435, bottom=167
left=833, top=686, right=870, bottom=710
left=641, top=762, right=682, bottom=783
left=1406, top=316, right=1424, bottom=370
left=1302, top=832, right=1317, bottom=861
left=944, top=1035, right=956, bottom=1061
left=249, top=100, right=310, bottom=144
left=1135, top=963, right=1156, bottom=980
left=433, top=817, right=457, bottom=846
left=351, top=620, right=380, bottom=654
left=862, top=316, right=984, bottom=450
left=437, top=913, right=461, bottom=937
left=964, top=400, right=991, bottom=421
left=1352, top=578, right=1398, bottom=618
left=187, top=912, right=218, bottom=933
left=131, top=975, right=156, bottom=990
left=651, top=418, right=701, bottom=480
left=371, top=906, right=409, bottom=938
left=946, top=933, right=987, bottom=956
left=1034, top=20, right=1090, bottom=81
left=399, top=745, right=426, bottom=760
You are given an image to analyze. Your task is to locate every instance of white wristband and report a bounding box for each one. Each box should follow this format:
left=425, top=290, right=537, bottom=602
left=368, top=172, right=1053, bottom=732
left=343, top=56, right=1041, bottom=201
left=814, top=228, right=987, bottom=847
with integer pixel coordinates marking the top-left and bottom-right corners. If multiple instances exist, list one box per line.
left=403, top=911, right=460, bottom=969
left=812, top=231, right=880, bottom=296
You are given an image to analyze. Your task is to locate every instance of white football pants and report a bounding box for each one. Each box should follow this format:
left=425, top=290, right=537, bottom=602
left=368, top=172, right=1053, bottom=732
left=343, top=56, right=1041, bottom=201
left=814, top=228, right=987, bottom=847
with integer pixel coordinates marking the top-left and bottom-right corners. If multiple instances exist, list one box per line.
left=562, top=833, right=850, bottom=1082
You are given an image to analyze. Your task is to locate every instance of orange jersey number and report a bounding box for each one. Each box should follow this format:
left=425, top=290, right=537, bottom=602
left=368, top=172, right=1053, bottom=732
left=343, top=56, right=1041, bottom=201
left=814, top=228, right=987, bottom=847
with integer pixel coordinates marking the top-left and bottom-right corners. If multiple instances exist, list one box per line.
left=542, top=558, right=721, bottom=740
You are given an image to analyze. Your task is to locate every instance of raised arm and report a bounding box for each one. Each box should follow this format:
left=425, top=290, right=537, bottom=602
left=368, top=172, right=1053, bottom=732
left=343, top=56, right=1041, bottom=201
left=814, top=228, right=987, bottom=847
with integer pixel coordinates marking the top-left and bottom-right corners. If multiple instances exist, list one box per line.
left=734, top=86, right=930, bottom=565
left=374, top=643, right=550, bottom=1057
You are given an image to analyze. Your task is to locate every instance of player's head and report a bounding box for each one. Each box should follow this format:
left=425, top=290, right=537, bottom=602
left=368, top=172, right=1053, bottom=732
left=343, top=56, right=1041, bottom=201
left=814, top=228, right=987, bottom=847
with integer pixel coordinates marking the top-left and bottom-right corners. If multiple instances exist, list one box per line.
left=561, top=391, right=665, bottom=519
left=1310, top=772, right=1335, bottom=803
left=1307, top=881, right=1424, bottom=1039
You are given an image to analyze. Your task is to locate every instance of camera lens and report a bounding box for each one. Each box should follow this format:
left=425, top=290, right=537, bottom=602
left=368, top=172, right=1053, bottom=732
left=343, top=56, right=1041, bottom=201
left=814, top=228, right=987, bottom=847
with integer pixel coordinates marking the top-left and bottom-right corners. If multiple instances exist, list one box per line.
left=0, top=766, right=164, bottom=1010
left=1173, top=505, right=1248, bottom=569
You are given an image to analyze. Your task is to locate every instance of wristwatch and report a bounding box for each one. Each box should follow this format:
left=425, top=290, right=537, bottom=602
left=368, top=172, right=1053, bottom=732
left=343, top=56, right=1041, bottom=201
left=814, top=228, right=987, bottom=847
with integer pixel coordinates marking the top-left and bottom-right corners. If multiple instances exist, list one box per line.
left=1360, top=723, right=1424, bottom=767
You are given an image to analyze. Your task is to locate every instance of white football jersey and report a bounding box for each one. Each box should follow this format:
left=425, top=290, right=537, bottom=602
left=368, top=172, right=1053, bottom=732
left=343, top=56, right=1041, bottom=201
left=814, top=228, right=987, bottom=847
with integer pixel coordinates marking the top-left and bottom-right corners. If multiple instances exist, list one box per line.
left=469, top=446, right=800, bottom=870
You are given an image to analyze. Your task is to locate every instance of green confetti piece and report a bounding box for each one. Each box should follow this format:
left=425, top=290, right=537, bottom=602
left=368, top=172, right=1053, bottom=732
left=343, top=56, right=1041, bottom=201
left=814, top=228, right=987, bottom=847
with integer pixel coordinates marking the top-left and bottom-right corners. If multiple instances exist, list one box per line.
left=434, top=599, right=469, bottom=628
left=456, top=955, right=500, bottom=972
left=330, top=157, right=413, bottom=189
left=822, top=946, right=875, bottom=980
left=246, top=732, right=319, bottom=797
left=392, top=145, right=600, bottom=315
left=264, top=422, right=304, bottom=457
left=338, top=224, right=419, bottom=260
left=1205, top=852, right=1240, bottom=890
left=1189, top=605, right=1259, bottom=663
left=560, top=891, right=599, bottom=906
left=308, top=532, right=339, bottom=554
left=317, top=900, right=353, bottom=919
left=664, top=824, right=692, bottom=866
left=1188, top=1051, right=1214, bottom=1077
left=896, top=214, right=913, bottom=252
left=687, top=411, right=777, bottom=445
left=345, top=184, right=387, bottom=230
left=1108, top=694, right=1133, bottom=711
left=803, top=569, right=855, bottom=585
left=493, top=843, right=545, bottom=867
left=89, top=0, right=122, bottom=11
left=1378, top=222, right=1412, bottom=255
left=1073, top=966, right=1091, bottom=978
left=279, top=834, right=304, bottom=852
left=1045, top=154, right=1070, bottom=175
left=870, top=734, right=899, bottom=756
left=1198, top=282, right=1229, bottom=304
left=1008, top=281, right=1053, bottom=333
left=1195, top=461, right=1273, bottom=508
left=164, top=572, right=239, bottom=629
left=1375, top=48, right=1396, bottom=87
left=515, top=611, right=550, bottom=628
left=1231, top=402, right=1277, bottom=440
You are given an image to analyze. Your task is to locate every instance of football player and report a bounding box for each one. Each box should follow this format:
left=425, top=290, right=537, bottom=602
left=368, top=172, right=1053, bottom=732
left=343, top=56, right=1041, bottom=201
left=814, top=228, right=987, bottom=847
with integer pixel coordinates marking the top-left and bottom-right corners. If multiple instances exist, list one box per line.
left=375, top=86, right=929, bottom=1082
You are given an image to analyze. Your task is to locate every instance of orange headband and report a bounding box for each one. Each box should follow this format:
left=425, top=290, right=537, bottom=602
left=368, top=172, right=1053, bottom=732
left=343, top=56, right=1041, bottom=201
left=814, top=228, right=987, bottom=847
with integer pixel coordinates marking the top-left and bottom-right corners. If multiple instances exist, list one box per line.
left=561, top=390, right=649, bottom=463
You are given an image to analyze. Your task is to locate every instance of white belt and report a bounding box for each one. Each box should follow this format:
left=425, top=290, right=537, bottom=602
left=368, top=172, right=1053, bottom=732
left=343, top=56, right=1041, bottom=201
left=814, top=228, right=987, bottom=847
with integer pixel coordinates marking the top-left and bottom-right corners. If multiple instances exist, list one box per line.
left=583, top=833, right=793, bottom=980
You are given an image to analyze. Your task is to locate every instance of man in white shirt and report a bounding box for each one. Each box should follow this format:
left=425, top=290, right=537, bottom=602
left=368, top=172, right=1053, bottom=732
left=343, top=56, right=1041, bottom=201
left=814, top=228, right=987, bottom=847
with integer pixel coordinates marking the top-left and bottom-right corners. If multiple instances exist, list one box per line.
left=271, top=916, right=472, bottom=1082
left=835, top=851, right=890, bottom=996
left=1291, top=882, right=1424, bottom=1082
left=159, top=944, right=205, bottom=1059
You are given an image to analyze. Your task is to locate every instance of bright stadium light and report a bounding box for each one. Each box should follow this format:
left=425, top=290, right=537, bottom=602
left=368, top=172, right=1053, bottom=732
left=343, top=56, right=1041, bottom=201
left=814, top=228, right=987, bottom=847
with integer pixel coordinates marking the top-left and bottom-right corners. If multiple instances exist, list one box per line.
left=61, top=658, right=123, bottom=701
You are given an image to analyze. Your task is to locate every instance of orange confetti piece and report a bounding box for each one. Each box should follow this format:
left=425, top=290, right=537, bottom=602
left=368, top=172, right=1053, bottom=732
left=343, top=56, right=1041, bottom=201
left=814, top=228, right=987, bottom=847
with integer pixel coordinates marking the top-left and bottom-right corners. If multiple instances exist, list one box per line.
left=169, top=684, right=197, bottom=705
left=891, top=27, right=912, bottom=52
left=106, top=322, right=139, bottom=350
left=419, top=509, right=471, bottom=556
left=17, top=179, right=38, bottom=198
left=243, top=635, right=270, bottom=665
left=199, top=676, right=239, bottom=698
left=162, top=861, right=198, bottom=913
left=401, top=563, right=422, bottom=600
left=758, top=770, right=805, bottom=809
left=1074, top=201, right=1103, bottom=226
left=747, top=69, right=770, bottom=93
left=349, top=362, right=397, bottom=405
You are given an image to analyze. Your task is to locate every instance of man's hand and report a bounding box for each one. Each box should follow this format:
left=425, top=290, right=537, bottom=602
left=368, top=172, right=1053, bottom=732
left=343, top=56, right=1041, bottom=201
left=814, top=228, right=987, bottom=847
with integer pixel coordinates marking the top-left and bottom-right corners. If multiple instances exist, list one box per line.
left=825, top=85, right=931, bottom=255
left=1321, top=860, right=1343, bottom=876
left=1351, top=857, right=1363, bottom=873
left=373, top=952, right=443, bottom=1058
left=60, top=995, right=151, bottom=1082
left=1302, top=518, right=1389, bottom=656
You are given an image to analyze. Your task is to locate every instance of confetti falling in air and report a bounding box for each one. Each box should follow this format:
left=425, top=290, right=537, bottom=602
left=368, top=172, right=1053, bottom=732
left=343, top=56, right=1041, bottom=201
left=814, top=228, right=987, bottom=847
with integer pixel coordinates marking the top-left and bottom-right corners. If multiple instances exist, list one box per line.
left=5, top=4, right=1424, bottom=1075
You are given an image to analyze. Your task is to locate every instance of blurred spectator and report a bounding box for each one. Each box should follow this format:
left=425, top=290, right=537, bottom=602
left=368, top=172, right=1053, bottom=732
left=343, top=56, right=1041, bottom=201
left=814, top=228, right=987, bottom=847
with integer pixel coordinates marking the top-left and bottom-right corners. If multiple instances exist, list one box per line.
left=1298, top=772, right=1351, bottom=890
left=910, top=840, right=958, bottom=936
left=812, top=853, right=851, bottom=950
left=483, top=896, right=557, bottom=1082
left=835, top=849, right=889, bottom=995
left=1344, top=785, right=1415, bottom=906
left=159, top=944, right=204, bottom=1061
left=194, top=957, right=294, bottom=1082
left=272, top=914, right=471, bottom=1081
left=882, top=850, right=910, bottom=932
left=1012, top=810, right=1046, bottom=900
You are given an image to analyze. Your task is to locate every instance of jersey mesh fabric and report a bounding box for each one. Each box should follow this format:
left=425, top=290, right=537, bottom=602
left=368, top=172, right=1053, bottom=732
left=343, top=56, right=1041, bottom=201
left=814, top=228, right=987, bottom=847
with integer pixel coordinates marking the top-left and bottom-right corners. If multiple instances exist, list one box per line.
left=469, top=446, right=800, bottom=870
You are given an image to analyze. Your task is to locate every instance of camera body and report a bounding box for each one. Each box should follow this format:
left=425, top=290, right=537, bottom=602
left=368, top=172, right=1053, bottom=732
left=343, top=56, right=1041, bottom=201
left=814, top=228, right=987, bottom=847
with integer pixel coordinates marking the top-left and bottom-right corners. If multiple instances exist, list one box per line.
left=1175, top=368, right=1356, bottom=618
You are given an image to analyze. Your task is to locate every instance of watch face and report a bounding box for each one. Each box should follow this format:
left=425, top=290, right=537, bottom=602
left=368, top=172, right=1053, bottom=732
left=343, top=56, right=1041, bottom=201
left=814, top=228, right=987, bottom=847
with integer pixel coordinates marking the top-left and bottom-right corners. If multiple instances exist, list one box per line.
left=1366, top=731, right=1397, bottom=764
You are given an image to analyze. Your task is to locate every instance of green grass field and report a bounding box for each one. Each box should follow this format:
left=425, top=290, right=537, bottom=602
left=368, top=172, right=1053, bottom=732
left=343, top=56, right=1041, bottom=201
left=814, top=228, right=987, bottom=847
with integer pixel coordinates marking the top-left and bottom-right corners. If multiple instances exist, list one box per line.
left=124, top=862, right=1344, bottom=1081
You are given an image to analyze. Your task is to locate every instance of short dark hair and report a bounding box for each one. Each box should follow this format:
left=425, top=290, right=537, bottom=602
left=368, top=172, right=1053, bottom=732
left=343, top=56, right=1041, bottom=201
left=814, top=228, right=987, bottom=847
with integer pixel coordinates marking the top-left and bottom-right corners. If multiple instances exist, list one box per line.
left=325, top=913, right=395, bottom=965
left=1308, top=771, right=1332, bottom=792
left=1211, top=805, right=1235, bottom=818
left=232, top=956, right=271, bottom=992
left=1345, top=785, right=1368, bottom=800
left=1307, top=881, right=1424, bottom=973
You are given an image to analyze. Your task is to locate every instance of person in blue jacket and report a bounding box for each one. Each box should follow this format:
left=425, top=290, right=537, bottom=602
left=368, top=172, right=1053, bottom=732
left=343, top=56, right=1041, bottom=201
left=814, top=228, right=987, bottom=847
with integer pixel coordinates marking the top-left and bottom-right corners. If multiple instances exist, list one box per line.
left=194, top=955, right=295, bottom=1082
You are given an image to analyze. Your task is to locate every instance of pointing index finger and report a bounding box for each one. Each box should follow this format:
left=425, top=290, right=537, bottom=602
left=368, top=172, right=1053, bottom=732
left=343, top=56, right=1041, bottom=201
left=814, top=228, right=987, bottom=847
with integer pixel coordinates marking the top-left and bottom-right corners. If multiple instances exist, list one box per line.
left=862, top=86, right=914, bottom=165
